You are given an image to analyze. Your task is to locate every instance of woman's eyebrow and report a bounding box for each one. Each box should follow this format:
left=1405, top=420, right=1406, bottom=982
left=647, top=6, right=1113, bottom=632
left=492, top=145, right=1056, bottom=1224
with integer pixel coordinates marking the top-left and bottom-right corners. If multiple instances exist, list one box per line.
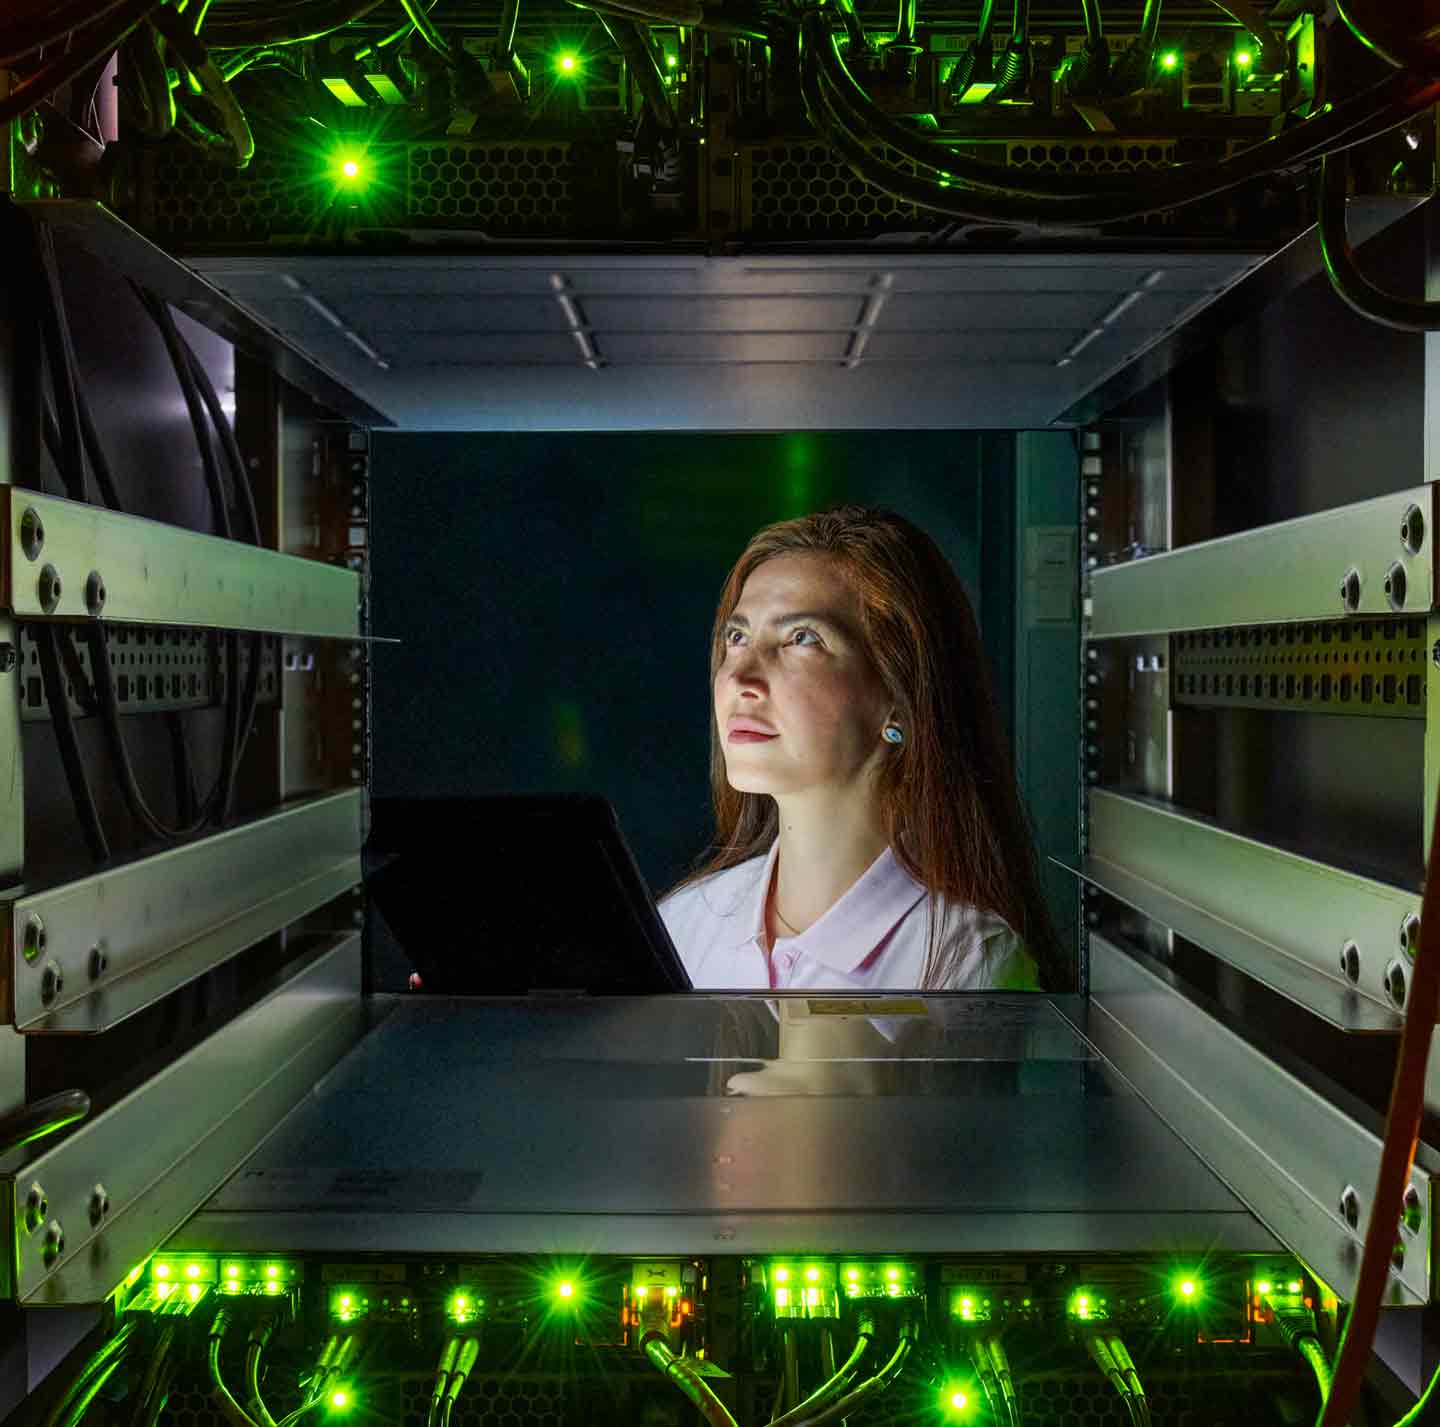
left=726, top=610, right=843, bottom=631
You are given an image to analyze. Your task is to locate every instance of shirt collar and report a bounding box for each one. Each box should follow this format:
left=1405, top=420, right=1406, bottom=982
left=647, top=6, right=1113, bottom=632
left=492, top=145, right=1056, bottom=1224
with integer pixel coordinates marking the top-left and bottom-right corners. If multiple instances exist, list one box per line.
left=735, top=840, right=929, bottom=975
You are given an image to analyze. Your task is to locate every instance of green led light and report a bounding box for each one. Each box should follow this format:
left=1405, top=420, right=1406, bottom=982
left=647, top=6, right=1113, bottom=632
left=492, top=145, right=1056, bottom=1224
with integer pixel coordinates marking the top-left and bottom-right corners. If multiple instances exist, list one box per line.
left=187, top=1284, right=203, bottom=1302
left=1235, top=49, right=1252, bottom=66
left=557, top=52, right=579, bottom=74
left=959, top=1296, right=974, bottom=1319
left=329, top=1389, right=351, bottom=1411
left=666, top=53, right=677, bottom=67
left=225, top=1265, right=241, bottom=1281
left=1160, top=50, right=1179, bottom=70
left=155, top=1264, right=171, bottom=1279
left=846, top=1269, right=859, bottom=1281
left=185, top=1263, right=202, bottom=1280
left=264, top=1283, right=281, bottom=1296
left=156, top=1282, right=174, bottom=1300
left=950, top=1392, right=967, bottom=1410
left=265, top=1265, right=280, bottom=1280
left=1287, top=1279, right=1303, bottom=1294
left=775, top=1288, right=790, bottom=1308
left=1177, top=1278, right=1199, bottom=1301
left=805, top=1267, right=820, bottom=1282
left=774, top=1268, right=790, bottom=1283
left=885, top=1267, right=899, bottom=1281
left=1256, top=1280, right=1273, bottom=1295
left=557, top=1281, right=575, bottom=1300
left=635, top=1286, right=649, bottom=1300
left=665, top=1287, right=678, bottom=1299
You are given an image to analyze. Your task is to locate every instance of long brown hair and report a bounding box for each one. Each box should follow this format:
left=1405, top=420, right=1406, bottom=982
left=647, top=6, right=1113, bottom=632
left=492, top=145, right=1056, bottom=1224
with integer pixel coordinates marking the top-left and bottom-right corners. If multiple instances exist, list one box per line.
left=663, top=504, right=1071, bottom=993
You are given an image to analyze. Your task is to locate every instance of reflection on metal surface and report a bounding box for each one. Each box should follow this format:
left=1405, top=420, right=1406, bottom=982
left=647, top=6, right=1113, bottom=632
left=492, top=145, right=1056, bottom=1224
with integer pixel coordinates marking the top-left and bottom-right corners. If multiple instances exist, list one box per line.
left=2, top=936, right=366, bottom=1304
left=17, top=201, right=392, bottom=427
left=1089, top=486, right=1437, bottom=638
left=3, top=489, right=361, bottom=638
left=1081, top=935, right=1431, bottom=1307
left=6, top=791, right=363, bottom=1033
left=184, top=992, right=1275, bottom=1258
left=1082, top=790, right=1420, bottom=1028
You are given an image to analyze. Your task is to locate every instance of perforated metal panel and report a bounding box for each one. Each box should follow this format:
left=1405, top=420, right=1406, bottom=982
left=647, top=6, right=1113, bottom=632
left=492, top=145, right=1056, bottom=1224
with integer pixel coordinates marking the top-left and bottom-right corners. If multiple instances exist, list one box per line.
left=1171, top=618, right=1429, bottom=718
left=407, top=144, right=575, bottom=228
left=741, top=138, right=1180, bottom=234
left=145, top=148, right=323, bottom=241
left=743, top=141, right=921, bottom=233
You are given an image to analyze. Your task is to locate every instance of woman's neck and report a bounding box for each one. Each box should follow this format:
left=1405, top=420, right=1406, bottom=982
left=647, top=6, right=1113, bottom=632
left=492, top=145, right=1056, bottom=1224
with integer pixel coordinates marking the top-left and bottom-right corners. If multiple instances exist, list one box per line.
left=767, top=796, right=890, bottom=941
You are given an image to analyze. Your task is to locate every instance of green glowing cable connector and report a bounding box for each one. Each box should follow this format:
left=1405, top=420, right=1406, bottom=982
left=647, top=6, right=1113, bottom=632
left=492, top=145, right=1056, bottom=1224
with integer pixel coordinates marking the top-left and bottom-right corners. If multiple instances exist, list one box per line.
left=331, top=1290, right=370, bottom=1323
left=449, top=1291, right=481, bottom=1326
left=951, top=1291, right=994, bottom=1323
left=1067, top=1290, right=1109, bottom=1321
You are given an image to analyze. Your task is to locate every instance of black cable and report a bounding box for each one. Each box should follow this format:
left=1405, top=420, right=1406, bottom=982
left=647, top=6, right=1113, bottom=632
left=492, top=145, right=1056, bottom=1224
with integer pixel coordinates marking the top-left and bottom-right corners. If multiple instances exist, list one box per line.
left=0, top=0, right=160, bottom=125
left=118, top=22, right=176, bottom=138
left=894, top=0, right=916, bottom=50
left=35, top=627, right=112, bottom=863
left=194, top=0, right=387, bottom=47
left=830, top=0, right=869, bottom=57
left=245, top=1320, right=279, bottom=1427
left=770, top=1320, right=875, bottom=1427
left=803, top=19, right=1440, bottom=224
left=147, top=5, right=255, bottom=167
left=396, top=0, right=464, bottom=67
left=0, top=0, right=140, bottom=67
left=133, top=284, right=233, bottom=541
left=496, top=0, right=521, bottom=66
left=1319, top=146, right=1440, bottom=332
left=130, top=1326, right=176, bottom=1427
left=816, top=10, right=1429, bottom=205
left=40, top=1322, right=137, bottom=1427
left=594, top=12, right=677, bottom=133
left=31, top=223, right=90, bottom=507
left=1335, top=0, right=1425, bottom=70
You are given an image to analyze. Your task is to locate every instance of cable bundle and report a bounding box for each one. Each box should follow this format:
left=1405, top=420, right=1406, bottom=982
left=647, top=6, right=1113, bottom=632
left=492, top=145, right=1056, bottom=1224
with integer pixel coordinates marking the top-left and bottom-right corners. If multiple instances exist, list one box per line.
left=15, top=205, right=265, bottom=868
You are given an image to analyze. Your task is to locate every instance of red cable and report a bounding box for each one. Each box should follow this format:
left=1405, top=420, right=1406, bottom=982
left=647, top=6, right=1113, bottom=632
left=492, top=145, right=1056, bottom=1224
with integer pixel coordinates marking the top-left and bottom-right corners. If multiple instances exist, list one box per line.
left=1317, top=791, right=1440, bottom=1426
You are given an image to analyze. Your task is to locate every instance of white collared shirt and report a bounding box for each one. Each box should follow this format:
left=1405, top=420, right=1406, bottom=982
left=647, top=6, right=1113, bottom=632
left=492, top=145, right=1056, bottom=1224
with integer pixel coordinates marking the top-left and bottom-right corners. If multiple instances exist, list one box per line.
left=659, top=840, right=1041, bottom=991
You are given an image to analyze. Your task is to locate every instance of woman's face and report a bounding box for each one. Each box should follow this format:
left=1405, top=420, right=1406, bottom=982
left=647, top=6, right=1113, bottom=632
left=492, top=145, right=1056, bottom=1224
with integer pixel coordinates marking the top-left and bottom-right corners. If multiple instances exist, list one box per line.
left=713, top=553, right=894, bottom=799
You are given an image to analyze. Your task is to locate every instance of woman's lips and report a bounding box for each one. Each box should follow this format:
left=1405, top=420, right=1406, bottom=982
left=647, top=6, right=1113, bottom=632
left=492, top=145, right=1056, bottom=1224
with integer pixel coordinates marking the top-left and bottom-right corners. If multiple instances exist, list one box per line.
left=728, top=730, right=779, bottom=743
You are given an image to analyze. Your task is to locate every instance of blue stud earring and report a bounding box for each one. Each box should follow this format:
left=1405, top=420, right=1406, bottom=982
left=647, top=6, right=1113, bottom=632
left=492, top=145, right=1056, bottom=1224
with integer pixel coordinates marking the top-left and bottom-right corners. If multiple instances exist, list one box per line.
left=883, top=724, right=904, bottom=745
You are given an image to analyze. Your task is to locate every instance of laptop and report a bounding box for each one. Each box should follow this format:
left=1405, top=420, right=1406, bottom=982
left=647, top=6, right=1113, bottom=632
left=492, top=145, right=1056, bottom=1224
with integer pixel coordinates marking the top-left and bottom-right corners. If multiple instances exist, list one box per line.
left=362, top=794, right=692, bottom=994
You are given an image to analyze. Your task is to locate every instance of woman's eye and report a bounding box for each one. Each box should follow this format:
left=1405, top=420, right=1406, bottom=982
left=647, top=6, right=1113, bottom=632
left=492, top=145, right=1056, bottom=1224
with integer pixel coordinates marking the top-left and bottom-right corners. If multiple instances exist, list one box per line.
left=791, top=627, right=821, bottom=646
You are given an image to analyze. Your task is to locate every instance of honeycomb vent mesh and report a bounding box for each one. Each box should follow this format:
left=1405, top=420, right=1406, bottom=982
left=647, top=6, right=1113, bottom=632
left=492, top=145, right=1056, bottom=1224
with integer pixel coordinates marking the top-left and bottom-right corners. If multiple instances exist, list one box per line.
left=744, top=142, right=921, bottom=232
left=407, top=144, right=573, bottom=226
left=1005, top=138, right=1175, bottom=171
left=147, top=148, right=321, bottom=240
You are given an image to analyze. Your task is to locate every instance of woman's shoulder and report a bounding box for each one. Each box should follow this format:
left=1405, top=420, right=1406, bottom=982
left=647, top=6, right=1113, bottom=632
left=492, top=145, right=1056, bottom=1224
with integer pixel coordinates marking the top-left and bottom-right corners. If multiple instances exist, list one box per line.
left=928, top=897, right=1041, bottom=990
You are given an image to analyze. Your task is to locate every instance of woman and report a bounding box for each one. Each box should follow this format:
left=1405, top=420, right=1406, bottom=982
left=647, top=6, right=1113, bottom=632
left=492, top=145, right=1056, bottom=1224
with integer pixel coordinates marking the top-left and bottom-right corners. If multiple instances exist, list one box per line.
left=658, top=504, right=1069, bottom=993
